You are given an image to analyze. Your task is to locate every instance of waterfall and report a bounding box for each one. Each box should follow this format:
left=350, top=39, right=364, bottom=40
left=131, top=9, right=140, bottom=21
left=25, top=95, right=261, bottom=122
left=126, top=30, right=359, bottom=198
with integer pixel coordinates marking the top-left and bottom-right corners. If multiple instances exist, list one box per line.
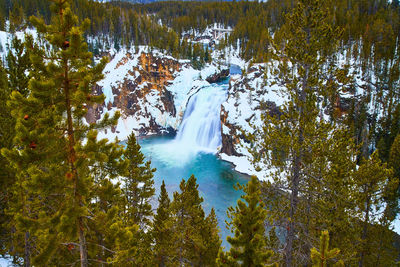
left=174, top=83, right=227, bottom=153
left=140, top=82, right=228, bottom=166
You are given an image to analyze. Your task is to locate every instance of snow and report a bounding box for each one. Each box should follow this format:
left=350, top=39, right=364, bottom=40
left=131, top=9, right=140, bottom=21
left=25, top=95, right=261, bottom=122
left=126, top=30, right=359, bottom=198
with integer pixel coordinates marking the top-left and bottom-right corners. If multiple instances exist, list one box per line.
left=153, top=63, right=220, bottom=130
left=97, top=48, right=142, bottom=104
left=392, top=217, right=400, bottom=235
left=93, top=44, right=231, bottom=141
left=0, top=28, right=38, bottom=60
left=0, top=257, right=12, bottom=267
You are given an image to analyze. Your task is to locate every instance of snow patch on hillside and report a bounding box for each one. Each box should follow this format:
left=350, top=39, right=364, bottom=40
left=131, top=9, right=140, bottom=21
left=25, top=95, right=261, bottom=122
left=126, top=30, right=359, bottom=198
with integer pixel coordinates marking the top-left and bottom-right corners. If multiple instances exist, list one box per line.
left=219, top=63, right=287, bottom=182
left=95, top=46, right=226, bottom=141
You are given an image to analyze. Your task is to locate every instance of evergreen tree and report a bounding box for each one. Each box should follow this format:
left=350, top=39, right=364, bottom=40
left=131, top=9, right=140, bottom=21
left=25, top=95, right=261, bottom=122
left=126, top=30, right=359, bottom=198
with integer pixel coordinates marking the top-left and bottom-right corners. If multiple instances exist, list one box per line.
left=354, top=151, right=398, bottom=266
left=389, top=133, right=400, bottom=191
left=2, top=0, right=120, bottom=265
left=153, top=180, right=172, bottom=267
left=247, top=0, right=354, bottom=265
left=217, top=176, right=276, bottom=267
left=0, top=61, right=15, bottom=259
left=310, top=230, right=344, bottom=267
left=170, top=175, right=221, bottom=266
left=199, top=208, right=221, bottom=266
left=6, top=34, right=33, bottom=97
left=122, top=132, right=155, bottom=229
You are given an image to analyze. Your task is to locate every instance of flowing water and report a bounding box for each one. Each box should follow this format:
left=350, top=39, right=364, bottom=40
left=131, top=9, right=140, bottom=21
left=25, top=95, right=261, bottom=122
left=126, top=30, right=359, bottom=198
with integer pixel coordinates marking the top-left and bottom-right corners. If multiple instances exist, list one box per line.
left=138, top=79, right=249, bottom=248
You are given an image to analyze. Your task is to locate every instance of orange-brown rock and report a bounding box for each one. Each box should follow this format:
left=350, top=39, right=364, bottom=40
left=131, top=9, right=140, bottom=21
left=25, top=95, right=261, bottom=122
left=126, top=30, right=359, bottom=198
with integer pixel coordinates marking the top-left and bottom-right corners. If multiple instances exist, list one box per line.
left=86, top=52, right=182, bottom=135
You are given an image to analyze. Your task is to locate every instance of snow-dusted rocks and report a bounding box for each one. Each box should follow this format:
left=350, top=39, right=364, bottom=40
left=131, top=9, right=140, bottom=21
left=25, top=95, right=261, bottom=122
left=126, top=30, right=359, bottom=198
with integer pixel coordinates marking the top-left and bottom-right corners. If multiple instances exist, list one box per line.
left=89, top=47, right=222, bottom=141
left=87, top=48, right=183, bottom=139
left=219, top=64, right=286, bottom=179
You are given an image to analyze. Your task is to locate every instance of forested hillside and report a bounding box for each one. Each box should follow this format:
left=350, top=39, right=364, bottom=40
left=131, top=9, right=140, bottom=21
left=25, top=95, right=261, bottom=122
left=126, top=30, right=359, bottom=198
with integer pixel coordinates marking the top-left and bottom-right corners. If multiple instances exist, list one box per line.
left=0, top=0, right=399, bottom=266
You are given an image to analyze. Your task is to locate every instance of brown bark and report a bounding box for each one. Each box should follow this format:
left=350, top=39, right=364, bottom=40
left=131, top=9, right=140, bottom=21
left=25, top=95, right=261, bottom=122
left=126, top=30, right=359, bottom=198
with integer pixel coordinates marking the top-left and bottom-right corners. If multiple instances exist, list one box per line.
left=64, top=44, right=88, bottom=267
left=285, top=60, right=309, bottom=267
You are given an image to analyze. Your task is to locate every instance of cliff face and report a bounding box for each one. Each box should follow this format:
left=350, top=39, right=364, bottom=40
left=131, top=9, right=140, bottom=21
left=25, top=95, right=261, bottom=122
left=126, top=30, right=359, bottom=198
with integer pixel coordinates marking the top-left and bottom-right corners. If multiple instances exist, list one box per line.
left=109, top=52, right=180, bottom=130
left=87, top=47, right=222, bottom=140
left=219, top=62, right=356, bottom=176
left=86, top=49, right=185, bottom=137
left=220, top=64, right=285, bottom=158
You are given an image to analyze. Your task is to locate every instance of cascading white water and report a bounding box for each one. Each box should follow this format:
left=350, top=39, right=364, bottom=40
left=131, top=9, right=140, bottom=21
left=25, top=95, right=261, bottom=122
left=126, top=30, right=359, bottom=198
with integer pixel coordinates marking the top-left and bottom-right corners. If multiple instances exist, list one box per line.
left=142, top=82, right=228, bottom=166
left=174, top=83, right=228, bottom=153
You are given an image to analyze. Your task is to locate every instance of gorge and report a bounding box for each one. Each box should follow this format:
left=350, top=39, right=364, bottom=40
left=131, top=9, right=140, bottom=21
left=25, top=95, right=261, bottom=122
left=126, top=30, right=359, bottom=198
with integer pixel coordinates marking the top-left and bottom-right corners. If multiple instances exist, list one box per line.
left=137, top=77, right=249, bottom=248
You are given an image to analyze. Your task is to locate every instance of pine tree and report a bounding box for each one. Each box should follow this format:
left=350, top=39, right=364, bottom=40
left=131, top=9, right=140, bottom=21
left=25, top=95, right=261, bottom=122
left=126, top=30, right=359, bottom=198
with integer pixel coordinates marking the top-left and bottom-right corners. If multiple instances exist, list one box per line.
left=153, top=180, right=172, bottom=267
left=115, top=133, right=155, bottom=266
left=389, top=133, right=400, bottom=189
left=122, top=132, right=155, bottom=229
left=310, top=230, right=344, bottom=267
left=217, top=176, right=276, bottom=267
left=1, top=0, right=120, bottom=265
left=170, top=175, right=205, bottom=266
left=6, top=34, right=33, bottom=97
left=354, top=151, right=398, bottom=266
left=9, top=3, right=25, bottom=32
left=199, top=208, right=222, bottom=266
left=170, top=175, right=220, bottom=266
left=0, top=61, right=15, bottom=258
left=247, top=0, right=354, bottom=265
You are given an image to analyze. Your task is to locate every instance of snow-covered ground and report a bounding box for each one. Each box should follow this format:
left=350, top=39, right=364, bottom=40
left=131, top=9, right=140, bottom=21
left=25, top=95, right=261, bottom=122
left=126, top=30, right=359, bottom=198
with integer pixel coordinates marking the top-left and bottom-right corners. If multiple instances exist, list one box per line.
left=393, top=219, right=400, bottom=235
left=95, top=46, right=225, bottom=141
left=0, top=257, right=12, bottom=267
left=219, top=62, right=287, bottom=182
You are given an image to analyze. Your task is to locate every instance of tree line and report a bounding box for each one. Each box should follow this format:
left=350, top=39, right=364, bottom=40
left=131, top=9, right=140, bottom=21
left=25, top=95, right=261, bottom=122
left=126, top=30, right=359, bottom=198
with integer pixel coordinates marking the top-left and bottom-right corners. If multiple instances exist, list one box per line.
left=3, top=0, right=400, bottom=69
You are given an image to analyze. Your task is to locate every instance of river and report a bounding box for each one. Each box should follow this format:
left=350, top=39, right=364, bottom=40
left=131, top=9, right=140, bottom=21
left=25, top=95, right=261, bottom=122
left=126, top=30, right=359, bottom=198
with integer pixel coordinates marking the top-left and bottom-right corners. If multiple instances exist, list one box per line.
left=138, top=78, right=249, bottom=248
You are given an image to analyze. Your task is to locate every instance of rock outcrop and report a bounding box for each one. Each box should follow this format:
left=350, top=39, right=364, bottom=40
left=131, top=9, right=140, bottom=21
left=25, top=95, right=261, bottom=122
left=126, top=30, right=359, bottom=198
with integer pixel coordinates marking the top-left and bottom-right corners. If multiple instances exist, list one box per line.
left=206, top=68, right=230, bottom=83
left=86, top=49, right=185, bottom=137
left=86, top=48, right=221, bottom=140
left=220, top=64, right=285, bottom=157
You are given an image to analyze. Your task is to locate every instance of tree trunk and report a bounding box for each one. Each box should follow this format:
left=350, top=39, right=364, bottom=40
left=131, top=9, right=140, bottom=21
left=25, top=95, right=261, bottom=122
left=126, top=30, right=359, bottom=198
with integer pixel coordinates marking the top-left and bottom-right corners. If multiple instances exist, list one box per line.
left=285, top=58, right=309, bottom=266
left=285, top=149, right=301, bottom=267
left=64, top=58, right=88, bottom=267
left=78, top=218, right=89, bottom=267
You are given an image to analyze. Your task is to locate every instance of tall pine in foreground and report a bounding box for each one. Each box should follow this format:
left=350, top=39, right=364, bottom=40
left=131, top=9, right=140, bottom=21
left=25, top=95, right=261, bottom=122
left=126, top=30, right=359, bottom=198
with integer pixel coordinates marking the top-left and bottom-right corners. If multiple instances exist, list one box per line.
left=153, top=180, right=172, bottom=266
left=120, top=133, right=155, bottom=265
left=170, top=175, right=221, bottom=266
left=217, top=176, right=276, bottom=267
left=123, top=132, right=155, bottom=229
left=247, top=0, right=357, bottom=265
left=0, top=61, right=15, bottom=260
left=1, top=0, right=121, bottom=265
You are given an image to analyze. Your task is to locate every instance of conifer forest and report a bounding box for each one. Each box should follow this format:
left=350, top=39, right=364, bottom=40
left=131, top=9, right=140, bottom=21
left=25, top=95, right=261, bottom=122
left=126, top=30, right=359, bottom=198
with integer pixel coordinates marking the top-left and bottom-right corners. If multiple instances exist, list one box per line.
left=1, top=0, right=400, bottom=266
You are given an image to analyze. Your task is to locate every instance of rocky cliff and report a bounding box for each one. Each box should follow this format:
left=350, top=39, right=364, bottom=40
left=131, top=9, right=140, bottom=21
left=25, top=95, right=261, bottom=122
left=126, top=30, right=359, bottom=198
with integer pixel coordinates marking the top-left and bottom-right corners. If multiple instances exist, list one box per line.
left=220, top=64, right=285, bottom=157
left=219, top=61, right=359, bottom=176
left=88, top=47, right=222, bottom=140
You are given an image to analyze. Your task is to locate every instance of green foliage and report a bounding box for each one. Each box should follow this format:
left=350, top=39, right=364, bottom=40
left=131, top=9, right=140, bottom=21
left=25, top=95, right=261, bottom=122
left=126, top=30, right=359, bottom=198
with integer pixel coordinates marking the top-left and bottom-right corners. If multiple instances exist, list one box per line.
left=218, top=176, right=276, bottom=267
left=1, top=0, right=122, bottom=265
left=0, top=61, right=15, bottom=258
left=123, top=132, right=155, bottom=229
left=6, top=35, right=33, bottom=97
left=170, top=175, right=221, bottom=266
left=153, top=180, right=172, bottom=266
left=354, top=151, right=399, bottom=266
left=310, top=230, right=344, bottom=267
